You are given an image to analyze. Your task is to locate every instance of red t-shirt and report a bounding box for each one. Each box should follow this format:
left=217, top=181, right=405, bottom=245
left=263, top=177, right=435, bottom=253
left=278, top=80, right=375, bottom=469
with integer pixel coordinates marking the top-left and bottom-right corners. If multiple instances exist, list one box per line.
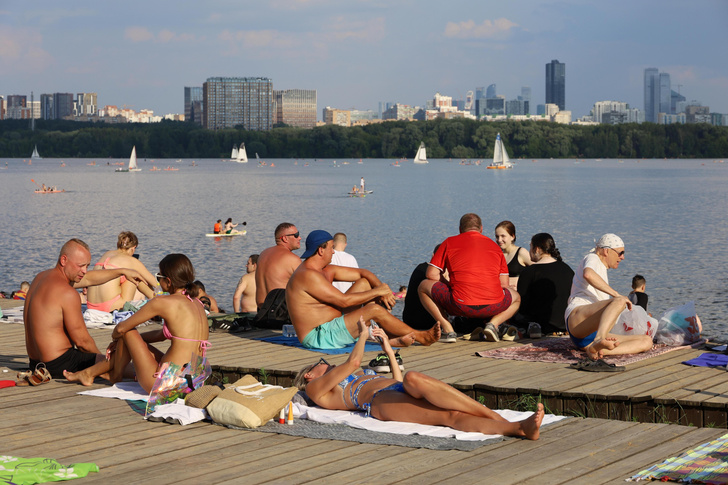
left=429, top=231, right=508, bottom=305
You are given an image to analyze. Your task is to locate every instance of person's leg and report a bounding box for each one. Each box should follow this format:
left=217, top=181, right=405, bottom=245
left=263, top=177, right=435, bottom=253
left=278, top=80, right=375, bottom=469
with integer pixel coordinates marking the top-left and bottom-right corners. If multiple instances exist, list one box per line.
left=602, top=333, right=653, bottom=355
left=489, top=288, right=521, bottom=328
left=63, top=353, right=112, bottom=386
left=119, top=329, right=162, bottom=392
left=371, top=391, right=544, bottom=440
left=401, top=371, right=508, bottom=422
left=417, top=280, right=455, bottom=334
left=568, top=298, right=629, bottom=359
left=347, top=303, right=441, bottom=346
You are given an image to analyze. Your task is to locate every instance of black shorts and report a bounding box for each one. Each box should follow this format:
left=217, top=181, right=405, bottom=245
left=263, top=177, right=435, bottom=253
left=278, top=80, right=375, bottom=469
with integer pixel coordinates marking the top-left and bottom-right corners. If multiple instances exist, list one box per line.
left=30, top=348, right=98, bottom=379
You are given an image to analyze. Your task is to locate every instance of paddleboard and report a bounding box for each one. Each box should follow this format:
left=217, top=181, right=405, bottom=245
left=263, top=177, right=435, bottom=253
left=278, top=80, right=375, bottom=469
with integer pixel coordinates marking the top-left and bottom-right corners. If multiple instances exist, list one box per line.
left=205, top=230, right=247, bottom=237
left=348, top=190, right=373, bottom=196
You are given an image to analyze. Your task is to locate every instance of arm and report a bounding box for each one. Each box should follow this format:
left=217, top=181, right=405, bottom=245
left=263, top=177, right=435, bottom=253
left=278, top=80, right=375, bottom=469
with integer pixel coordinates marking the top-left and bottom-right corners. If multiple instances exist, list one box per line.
left=61, top=290, right=102, bottom=354
left=305, top=270, right=392, bottom=310
left=518, top=247, right=533, bottom=267
left=327, top=266, right=396, bottom=309
left=74, top=268, right=145, bottom=289
left=232, top=277, right=246, bottom=313
left=372, top=327, right=402, bottom=382
left=500, top=273, right=510, bottom=289
left=112, top=296, right=167, bottom=340
left=583, top=267, right=621, bottom=298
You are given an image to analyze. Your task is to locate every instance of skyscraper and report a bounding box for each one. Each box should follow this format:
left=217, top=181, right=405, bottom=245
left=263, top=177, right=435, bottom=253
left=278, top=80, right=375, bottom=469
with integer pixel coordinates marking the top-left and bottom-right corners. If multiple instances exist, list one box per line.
left=545, top=60, right=565, bottom=110
left=486, top=84, right=497, bottom=99
left=184, top=87, right=203, bottom=124
left=644, top=68, right=659, bottom=123
left=202, top=77, right=273, bottom=131
left=659, top=73, right=671, bottom=116
left=273, top=89, right=317, bottom=128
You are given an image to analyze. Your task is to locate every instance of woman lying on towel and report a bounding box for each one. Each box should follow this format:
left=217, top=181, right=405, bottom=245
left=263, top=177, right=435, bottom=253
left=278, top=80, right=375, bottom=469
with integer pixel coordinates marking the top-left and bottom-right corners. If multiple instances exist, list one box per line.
left=65, top=254, right=210, bottom=393
left=294, top=317, right=544, bottom=440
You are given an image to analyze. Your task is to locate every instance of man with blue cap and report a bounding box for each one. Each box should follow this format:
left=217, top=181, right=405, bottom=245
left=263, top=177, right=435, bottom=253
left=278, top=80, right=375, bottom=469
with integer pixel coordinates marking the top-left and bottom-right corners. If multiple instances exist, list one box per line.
left=286, top=230, right=441, bottom=350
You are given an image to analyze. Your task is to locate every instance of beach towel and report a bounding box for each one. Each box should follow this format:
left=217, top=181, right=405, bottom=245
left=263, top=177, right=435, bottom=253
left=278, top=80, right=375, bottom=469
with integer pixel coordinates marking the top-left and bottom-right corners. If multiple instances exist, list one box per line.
left=476, top=337, right=706, bottom=366
left=683, top=353, right=728, bottom=368
left=0, top=307, right=23, bottom=324
left=255, top=335, right=383, bottom=354
left=628, top=432, right=728, bottom=483
left=0, top=456, right=98, bottom=484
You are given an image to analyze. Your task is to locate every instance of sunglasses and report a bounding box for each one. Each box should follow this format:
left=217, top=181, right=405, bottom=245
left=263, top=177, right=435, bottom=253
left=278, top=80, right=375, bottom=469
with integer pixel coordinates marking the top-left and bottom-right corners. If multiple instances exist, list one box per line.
left=313, top=357, right=329, bottom=368
left=282, top=232, right=300, bottom=239
left=608, top=248, right=625, bottom=257
left=155, top=273, right=167, bottom=280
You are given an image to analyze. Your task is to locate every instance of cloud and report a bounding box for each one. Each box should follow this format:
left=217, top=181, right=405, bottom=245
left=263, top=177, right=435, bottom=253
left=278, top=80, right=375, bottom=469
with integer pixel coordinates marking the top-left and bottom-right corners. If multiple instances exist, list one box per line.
left=124, top=27, right=197, bottom=43
left=0, top=26, right=53, bottom=72
left=125, top=26, right=153, bottom=42
left=443, top=18, right=519, bottom=39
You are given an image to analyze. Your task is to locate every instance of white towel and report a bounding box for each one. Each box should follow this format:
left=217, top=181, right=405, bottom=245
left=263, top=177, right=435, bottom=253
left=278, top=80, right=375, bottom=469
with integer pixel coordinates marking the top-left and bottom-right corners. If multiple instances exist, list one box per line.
left=78, top=381, right=148, bottom=401
left=82, top=309, right=114, bottom=328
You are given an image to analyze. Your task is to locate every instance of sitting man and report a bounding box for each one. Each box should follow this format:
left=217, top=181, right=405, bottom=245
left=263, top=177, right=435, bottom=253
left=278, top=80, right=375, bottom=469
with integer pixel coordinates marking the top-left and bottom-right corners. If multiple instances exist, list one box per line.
left=233, top=254, right=258, bottom=314
left=286, top=230, right=441, bottom=349
left=418, top=213, right=520, bottom=343
left=13, top=281, right=30, bottom=300
left=24, top=238, right=145, bottom=379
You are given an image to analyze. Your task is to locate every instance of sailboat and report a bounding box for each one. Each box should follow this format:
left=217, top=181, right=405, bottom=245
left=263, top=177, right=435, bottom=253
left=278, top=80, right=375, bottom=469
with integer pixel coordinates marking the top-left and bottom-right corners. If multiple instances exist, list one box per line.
left=237, top=143, right=248, bottom=163
left=487, top=133, right=513, bottom=170
left=230, top=145, right=239, bottom=161
left=413, top=142, right=428, bottom=164
left=31, top=145, right=42, bottom=160
left=116, top=146, right=142, bottom=172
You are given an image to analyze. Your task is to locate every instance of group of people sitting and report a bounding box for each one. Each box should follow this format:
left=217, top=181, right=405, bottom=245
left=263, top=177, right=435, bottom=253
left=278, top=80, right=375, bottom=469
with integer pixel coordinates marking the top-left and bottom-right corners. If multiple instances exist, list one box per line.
left=17, top=214, right=655, bottom=440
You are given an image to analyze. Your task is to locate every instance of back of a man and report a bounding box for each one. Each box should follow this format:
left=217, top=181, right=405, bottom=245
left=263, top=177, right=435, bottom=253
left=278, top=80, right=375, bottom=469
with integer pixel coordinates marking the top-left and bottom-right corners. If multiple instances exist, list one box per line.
left=331, top=232, right=358, bottom=293
left=255, top=222, right=302, bottom=308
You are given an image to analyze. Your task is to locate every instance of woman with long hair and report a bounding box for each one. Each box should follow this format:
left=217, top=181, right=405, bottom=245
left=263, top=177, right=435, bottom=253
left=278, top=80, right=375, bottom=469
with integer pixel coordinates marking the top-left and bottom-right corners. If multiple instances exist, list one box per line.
left=494, top=221, right=533, bottom=288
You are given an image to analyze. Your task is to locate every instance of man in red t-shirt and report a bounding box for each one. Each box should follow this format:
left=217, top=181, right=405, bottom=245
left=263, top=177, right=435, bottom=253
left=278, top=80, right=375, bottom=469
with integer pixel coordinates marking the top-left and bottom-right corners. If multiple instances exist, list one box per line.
left=418, top=213, right=521, bottom=342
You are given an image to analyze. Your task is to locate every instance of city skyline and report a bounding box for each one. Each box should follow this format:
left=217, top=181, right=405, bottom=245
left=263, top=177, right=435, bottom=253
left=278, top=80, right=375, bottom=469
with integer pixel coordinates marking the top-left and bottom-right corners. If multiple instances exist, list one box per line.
left=2, top=1, right=726, bottom=119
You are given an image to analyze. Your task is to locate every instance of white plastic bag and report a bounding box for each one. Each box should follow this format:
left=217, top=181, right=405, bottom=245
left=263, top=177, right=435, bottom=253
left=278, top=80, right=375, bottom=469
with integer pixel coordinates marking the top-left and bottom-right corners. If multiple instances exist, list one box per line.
left=654, top=301, right=702, bottom=346
left=612, top=305, right=658, bottom=339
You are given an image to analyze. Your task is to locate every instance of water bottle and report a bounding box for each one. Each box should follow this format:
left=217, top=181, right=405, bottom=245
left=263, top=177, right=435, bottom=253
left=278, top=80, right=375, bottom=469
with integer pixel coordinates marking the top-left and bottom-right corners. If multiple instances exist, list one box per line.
left=282, top=324, right=296, bottom=338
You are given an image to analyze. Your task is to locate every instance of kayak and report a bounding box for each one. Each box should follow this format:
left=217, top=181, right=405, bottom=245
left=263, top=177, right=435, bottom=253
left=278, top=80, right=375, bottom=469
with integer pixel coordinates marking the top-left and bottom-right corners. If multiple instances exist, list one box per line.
left=205, top=230, right=247, bottom=237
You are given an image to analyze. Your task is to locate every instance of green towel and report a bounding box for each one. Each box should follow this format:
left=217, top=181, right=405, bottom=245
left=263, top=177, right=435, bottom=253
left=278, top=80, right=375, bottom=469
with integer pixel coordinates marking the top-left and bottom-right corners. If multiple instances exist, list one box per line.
left=0, top=456, right=99, bottom=484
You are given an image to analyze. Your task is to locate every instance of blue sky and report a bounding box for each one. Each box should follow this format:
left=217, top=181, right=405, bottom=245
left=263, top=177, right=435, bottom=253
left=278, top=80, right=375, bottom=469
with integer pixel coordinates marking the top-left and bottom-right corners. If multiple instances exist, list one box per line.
left=2, top=0, right=726, bottom=119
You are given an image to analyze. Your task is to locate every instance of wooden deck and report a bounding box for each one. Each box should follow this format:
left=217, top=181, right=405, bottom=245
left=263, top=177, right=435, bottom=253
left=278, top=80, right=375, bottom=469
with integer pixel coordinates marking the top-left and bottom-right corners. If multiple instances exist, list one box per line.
left=2, top=297, right=728, bottom=483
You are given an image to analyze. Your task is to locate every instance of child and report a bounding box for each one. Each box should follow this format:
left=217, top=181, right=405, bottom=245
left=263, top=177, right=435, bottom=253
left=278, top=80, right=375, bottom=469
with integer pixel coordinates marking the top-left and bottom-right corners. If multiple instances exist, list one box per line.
left=628, top=274, right=649, bottom=312
left=12, top=281, right=30, bottom=300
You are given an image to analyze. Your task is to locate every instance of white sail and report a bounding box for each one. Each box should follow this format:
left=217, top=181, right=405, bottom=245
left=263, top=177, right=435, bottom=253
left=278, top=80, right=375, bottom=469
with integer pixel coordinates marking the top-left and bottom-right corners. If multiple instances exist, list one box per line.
left=413, top=142, right=428, bottom=164
left=128, top=146, right=141, bottom=171
left=31, top=145, right=41, bottom=159
left=491, top=133, right=513, bottom=169
left=231, top=146, right=238, bottom=160
left=237, top=143, right=248, bottom=163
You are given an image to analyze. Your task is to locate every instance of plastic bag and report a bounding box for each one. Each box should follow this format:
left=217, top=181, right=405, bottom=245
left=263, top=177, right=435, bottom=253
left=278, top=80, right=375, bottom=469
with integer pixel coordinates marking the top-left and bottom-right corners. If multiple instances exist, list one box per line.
left=612, top=305, right=658, bottom=339
left=145, top=352, right=211, bottom=416
left=654, top=301, right=702, bottom=346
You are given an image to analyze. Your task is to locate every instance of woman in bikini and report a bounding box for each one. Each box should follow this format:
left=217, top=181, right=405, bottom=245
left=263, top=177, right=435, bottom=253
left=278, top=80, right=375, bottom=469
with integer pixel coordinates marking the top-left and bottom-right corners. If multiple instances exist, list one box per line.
left=294, top=317, right=544, bottom=440
left=86, top=231, right=158, bottom=313
left=65, top=254, right=211, bottom=394
left=495, top=220, right=533, bottom=288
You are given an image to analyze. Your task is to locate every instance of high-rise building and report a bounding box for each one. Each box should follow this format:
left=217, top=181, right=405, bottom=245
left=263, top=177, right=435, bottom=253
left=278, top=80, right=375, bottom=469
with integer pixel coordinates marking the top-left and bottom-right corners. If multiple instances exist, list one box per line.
left=475, top=87, right=485, bottom=100
left=671, top=90, right=686, bottom=115
left=486, top=84, right=496, bottom=99
left=659, top=73, right=671, bottom=116
left=76, top=93, right=97, bottom=116
left=6, top=95, right=26, bottom=119
left=273, top=89, right=317, bottom=128
left=184, top=87, right=203, bottom=124
left=40, top=94, right=54, bottom=120
left=545, top=60, right=566, bottom=110
left=322, top=106, right=351, bottom=126
left=643, top=68, right=659, bottom=123
left=53, top=93, right=74, bottom=119
left=202, top=77, right=273, bottom=131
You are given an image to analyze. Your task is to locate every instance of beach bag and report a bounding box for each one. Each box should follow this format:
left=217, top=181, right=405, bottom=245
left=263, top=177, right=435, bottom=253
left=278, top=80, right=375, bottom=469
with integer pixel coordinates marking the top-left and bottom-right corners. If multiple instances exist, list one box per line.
left=654, top=301, right=702, bottom=346
left=253, top=288, right=291, bottom=329
left=612, top=306, right=658, bottom=339
left=145, top=353, right=211, bottom=416
left=206, top=375, right=297, bottom=429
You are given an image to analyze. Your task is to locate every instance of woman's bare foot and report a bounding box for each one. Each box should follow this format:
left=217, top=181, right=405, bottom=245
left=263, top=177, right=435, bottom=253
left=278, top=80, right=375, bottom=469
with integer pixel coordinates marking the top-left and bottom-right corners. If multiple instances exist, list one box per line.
left=415, top=323, right=441, bottom=346
left=63, top=369, right=96, bottom=386
left=389, top=333, right=416, bottom=347
left=585, top=337, right=619, bottom=360
left=521, top=403, right=545, bottom=440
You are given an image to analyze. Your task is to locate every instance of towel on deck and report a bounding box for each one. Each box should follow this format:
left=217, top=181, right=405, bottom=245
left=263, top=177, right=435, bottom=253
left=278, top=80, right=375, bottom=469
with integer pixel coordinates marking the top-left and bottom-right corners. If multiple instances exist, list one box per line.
left=0, top=456, right=99, bottom=484
left=683, top=353, right=728, bottom=368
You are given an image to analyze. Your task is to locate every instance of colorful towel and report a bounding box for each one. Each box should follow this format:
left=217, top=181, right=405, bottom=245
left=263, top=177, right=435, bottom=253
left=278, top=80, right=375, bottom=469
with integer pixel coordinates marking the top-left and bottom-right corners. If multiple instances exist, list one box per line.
left=476, top=337, right=706, bottom=366
left=0, top=456, right=98, bottom=484
left=683, top=353, right=728, bottom=368
left=256, top=335, right=383, bottom=354
left=628, top=432, right=728, bottom=483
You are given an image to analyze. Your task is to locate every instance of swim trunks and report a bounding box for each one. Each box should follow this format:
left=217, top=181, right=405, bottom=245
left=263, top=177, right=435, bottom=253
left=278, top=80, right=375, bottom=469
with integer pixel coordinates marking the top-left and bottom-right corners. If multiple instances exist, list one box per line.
left=564, top=297, right=598, bottom=349
left=431, top=282, right=512, bottom=319
left=301, top=314, right=355, bottom=349
left=29, top=348, right=98, bottom=379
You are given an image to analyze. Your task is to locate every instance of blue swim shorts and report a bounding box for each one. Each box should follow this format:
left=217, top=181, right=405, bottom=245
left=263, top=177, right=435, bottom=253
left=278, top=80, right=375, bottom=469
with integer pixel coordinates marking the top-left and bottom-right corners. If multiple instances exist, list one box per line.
left=301, top=314, right=355, bottom=349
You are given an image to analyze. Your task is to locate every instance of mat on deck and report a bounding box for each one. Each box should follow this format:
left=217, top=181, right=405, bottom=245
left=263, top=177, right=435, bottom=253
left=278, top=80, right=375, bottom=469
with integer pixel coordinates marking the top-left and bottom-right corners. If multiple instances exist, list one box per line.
left=628, top=432, right=728, bottom=484
left=476, top=337, right=705, bottom=366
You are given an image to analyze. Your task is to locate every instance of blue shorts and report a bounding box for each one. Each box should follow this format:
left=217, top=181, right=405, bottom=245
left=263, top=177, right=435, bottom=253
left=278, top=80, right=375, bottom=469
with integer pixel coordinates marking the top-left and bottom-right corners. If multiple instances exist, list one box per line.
left=569, top=331, right=596, bottom=349
left=301, top=314, right=355, bottom=349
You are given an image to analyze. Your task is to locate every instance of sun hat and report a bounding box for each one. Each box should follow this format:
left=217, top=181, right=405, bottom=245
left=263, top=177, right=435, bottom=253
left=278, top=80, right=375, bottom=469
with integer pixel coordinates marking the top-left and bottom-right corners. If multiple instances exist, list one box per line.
left=301, top=230, right=334, bottom=259
left=596, top=233, right=624, bottom=249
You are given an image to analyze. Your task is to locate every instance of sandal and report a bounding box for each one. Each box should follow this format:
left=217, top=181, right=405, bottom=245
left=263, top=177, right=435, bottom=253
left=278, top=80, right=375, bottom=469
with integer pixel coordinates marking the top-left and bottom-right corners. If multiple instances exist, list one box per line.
left=16, top=369, right=32, bottom=386
left=569, top=358, right=626, bottom=373
left=27, top=363, right=52, bottom=386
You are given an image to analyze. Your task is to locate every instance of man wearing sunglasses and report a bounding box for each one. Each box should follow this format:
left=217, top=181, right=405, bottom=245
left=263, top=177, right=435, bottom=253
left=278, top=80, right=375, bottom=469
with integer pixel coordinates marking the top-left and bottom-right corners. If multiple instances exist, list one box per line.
left=286, top=230, right=441, bottom=350
left=564, top=233, right=653, bottom=362
left=255, top=222, right=303, bottom=308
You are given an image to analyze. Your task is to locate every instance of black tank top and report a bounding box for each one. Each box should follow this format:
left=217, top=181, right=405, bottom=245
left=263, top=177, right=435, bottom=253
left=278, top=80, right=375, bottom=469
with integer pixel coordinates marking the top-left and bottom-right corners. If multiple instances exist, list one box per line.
left=507, top=247, right=527, bottom=277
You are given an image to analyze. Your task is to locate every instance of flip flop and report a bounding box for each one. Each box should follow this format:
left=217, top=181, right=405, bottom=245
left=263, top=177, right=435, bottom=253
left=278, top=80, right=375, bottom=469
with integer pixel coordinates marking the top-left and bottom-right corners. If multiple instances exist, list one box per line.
left=27, top=363, right=52, bottom=386
left=461, top=327, right=484, bottom=341
left=569, top=358, right=626, bottom=372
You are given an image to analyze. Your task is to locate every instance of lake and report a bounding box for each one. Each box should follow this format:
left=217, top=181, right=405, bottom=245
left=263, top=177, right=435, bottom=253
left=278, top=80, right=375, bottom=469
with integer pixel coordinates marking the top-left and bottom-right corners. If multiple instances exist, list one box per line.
left=1, top=155, right=726, bottom=340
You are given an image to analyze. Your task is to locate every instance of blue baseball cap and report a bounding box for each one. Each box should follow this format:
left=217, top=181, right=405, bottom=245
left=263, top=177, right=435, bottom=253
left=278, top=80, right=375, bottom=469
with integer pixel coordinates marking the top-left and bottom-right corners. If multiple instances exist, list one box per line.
left=301, top=230, right=334, bottom=259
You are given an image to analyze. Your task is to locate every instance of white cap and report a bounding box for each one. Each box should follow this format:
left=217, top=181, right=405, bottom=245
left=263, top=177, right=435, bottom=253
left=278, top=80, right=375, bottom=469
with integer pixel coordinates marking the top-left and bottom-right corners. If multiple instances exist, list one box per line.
left=596, top=233, right=624, bottom=249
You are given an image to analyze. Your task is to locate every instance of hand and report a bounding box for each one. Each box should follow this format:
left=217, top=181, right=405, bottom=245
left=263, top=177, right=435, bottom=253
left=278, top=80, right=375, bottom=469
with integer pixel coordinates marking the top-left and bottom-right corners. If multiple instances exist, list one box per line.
left=121, top=268, right=145, bottom=286
left=370, top=326, right=391, bottom=349
left=111, top=325, right=124, bottom=340
left=106, top=340, right=118, bottom=360
left=356, top=315, right=368, bottom=335
left=376, top=285, right=395, bottom=310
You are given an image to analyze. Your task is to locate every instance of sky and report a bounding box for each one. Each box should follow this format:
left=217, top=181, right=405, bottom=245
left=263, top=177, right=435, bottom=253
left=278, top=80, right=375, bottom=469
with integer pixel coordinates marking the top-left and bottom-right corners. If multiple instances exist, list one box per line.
left=2, top=0, right=727, bottom=119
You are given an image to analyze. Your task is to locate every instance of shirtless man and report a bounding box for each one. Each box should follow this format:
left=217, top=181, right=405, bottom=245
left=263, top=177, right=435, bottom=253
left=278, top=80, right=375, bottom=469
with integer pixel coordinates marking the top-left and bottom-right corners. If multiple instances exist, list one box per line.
left=286, top=230, right=440, bottom=349
left=86, top=231, right=157, bottom=313
left=255, top=222, right=302, bottom=308
left=24, top=239, right=145, bottom=379
left=233, top=254, right=258, bottom=313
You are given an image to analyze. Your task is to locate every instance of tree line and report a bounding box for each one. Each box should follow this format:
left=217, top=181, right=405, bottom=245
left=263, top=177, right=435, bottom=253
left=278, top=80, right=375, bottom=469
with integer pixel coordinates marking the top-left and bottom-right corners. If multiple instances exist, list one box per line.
left=1, top=118, right=726, bottom=159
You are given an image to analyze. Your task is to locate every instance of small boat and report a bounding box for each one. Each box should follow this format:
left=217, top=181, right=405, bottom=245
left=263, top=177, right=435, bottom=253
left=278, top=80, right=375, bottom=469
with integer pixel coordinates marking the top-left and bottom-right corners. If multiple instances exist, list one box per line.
left=413, top=142, right=428, bottom=164
left=205, top=230, right=247, bottom=237
left=237, top=143, right=248, bottom=163
left=31, top=145, right=42, bottom=160
left=487, top=133, right=513, bottom=170
left=348, top=189, right=373, bottom=196
left=164, top=166, right=179, bottom=171
left=116, top=146, right=142, bottom=172
left=88, top=161, right=96, bottom=166
left=150, top=166, right=160, bottom=171
left=230, top=145, right=238, bottom=162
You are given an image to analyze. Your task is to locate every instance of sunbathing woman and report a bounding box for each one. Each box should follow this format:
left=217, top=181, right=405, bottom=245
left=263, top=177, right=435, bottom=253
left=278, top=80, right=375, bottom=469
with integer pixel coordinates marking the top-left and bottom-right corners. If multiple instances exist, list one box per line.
left=65, top=254, right=210, bottom=393
left=86, top=231, right=158, bottom=313
left=294, top=316, right=544, bottom=440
